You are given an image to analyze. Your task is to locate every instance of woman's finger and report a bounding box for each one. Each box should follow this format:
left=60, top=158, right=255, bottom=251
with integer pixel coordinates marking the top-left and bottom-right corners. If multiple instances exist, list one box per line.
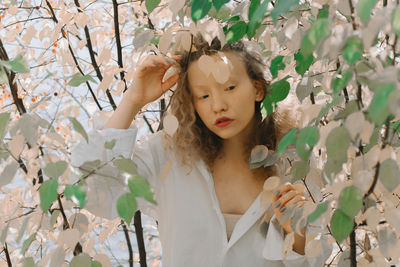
left=284, top=195, right=306, bottom=209
left=274, top=190, right=297, bottom=210
left=161, top=73, right=180, bottom=92
left=273, top=182, right=295, bottom=201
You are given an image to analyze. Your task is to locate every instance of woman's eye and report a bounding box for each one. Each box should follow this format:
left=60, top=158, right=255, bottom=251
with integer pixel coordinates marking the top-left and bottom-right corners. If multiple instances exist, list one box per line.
left=226, top=86, right=235, bottom=91
left=200, top=95, right=209, bottom=99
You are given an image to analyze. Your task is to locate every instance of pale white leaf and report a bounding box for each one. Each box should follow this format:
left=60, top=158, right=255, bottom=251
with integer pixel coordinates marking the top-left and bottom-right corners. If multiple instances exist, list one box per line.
left=197, top=55, right=214, bottom=78
left=57, top=228, right=80, bottom=249
left=378, top=227, right=398, bottom=259
left=69, top=213, right=89, bottom=235
left=163, top=114, right=179, bottom=136
left=360, top=120, right=374, bottom=144
left=250, top=145, right=269, bottom=165
left=75, top=13, right=89, bottom=27
left=385, top=207, right=400, bottom=232
left=49, top=246, right=65, bottom=267
left=9, top=134, right=25, bottom=158
left=98, top=48, right=111, bottom=65
left=133, top=30, right=154, bottom=50
left=260, top=190, right=274, bottom=206
left=366, top=207, right=380, bottom=229
left=263, top=176, right=280, bottom=191
left=345, top=111, right=364, bottom=140
left=305, top=238, right=322, bottom=258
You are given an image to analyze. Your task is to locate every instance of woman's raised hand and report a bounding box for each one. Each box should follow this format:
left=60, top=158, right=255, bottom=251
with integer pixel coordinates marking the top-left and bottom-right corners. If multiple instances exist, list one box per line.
left=127, top=55, right=182, bottom=108
left=272, top=182, right=308, bottom=234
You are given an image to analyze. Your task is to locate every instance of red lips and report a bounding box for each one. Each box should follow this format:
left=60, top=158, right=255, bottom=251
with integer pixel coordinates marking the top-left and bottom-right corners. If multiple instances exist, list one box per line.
left=215, top=116, right=234, bottom=127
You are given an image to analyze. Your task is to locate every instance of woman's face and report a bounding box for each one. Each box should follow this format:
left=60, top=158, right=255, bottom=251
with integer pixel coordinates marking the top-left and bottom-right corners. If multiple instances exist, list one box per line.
left=188, top=52, right=264, bottom=141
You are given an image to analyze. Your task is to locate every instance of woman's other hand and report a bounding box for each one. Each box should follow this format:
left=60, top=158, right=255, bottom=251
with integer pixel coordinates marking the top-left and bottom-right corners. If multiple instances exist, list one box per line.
left=272, top=182, right=308, bottom=234
left=127, top=55, right=182, bottom=107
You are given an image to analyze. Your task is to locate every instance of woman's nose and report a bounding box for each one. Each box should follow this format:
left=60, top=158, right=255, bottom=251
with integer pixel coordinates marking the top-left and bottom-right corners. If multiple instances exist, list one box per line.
left=211, top=93, right=227, bottom=112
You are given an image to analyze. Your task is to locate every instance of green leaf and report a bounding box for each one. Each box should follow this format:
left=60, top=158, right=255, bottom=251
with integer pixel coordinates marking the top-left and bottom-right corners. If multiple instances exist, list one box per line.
left=262, top=94, right=274, bottom=115
left=21, top=233, right=36, bottom=255
left=300, top=18, right=330, bottom=58
left=368, top=84, right=396, bottom=126
left=296, top=126, right=319, bottom=161
left=294, top=51, right=314, bottom=76
left=212, top=0, right=229, bottom=11
left=128, top=176, right=156, bottom=204
left=117, top=193, right=137, bottom=224
left=114, top=158, right=137, bottom=175
left=0, top=113, right=10, bottom=141
left=225, top=21, right=248, bottom=43
left=44, top=161, right=68, bottom=179
left=68, top=74, right=97, bottom=87
left=145, top=0, right=160, bottom=14
left=331, top=209, right=353, bottom=243
left=249, top=0, right=260, bottom=21
left=91, top=261, right=102, bottom=267
left=326, top=126, right=350, bottom=162
left=191, top=0, right=212, bottom=22
left=379, top=159, right=400, bottom=192
left=290, top=160, right=310, bottom=182
left=247, top=0, right=270, bottom=39
left=270, top=0, right=299, bottom=22
left=104, top=139, right=116, bottom=149
left=0, top=54, right=29, bottom=73
left=357, top=0, right=377, bottom=24
left=70, top=254, right=91, bottom=267
left=270, top=56, right=285, bottom=79
left=392, top=7, right=400, bottom=36
left=209, top=4, right=230, bottom=20
left=317, top=4, right=329, bottom=19
left=332, top=69, right=353, bottom=94
left=69, top=117, right=88, bottom=142
left=339, top=186, right=362, bottom=218
left=270, top=77, right=290, bottom=103
left=343, top=36, right=363, bottom=66
left=22, top=257, right=35, bottom=267
left=277, top=128, right=297, bottom=156
left=39, top=179, right=58, bottom=211
left=308, top=202, right=328, bottom=222
left=64, top=185, right=86, bottom=208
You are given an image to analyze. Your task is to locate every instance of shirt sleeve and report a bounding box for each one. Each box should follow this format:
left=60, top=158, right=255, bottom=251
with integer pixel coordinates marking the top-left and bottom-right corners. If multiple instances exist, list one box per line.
left=262, top=215, right=332, bottom=267
left=70, top=125, right=165, bottom=221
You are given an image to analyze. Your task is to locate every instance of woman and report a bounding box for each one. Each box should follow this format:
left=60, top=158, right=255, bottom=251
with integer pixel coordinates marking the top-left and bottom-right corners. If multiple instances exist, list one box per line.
left=73, top=34, right=331, bottom=266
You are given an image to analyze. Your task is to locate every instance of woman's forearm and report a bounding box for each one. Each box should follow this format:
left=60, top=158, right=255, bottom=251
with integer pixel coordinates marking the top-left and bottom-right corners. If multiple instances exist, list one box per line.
left=102, top=91, right=143, bottom=130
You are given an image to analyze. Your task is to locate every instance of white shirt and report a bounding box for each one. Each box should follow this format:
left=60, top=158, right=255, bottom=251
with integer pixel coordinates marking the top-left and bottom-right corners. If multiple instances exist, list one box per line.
left=71, top=126, right=332, bottom=267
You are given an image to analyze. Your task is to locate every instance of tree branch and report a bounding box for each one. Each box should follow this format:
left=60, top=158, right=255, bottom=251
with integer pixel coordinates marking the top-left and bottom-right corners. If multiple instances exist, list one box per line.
left=3, top=242, right=12, bottom=267
left=133, top=211, right=147, bottom=267
left=45, top=0, right=103, bottom=111
left=122, top=221, right=134, bottom=267
left=112, top=0, right=127, bottom=92
left=73, top=0, right=117, bottom=110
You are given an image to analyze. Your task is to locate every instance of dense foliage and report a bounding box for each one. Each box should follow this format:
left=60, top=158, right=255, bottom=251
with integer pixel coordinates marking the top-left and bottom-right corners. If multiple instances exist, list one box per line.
left=0, top=0, right=400, bottom=266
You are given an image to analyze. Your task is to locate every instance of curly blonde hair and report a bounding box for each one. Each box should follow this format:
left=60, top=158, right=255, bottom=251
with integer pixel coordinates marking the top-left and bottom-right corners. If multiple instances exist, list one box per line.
left=166, top=34, right=294, bottom=178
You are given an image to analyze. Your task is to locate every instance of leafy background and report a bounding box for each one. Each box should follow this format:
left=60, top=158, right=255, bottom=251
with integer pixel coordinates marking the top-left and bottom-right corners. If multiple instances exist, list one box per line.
left=1, top=0, right=400, bottom=266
